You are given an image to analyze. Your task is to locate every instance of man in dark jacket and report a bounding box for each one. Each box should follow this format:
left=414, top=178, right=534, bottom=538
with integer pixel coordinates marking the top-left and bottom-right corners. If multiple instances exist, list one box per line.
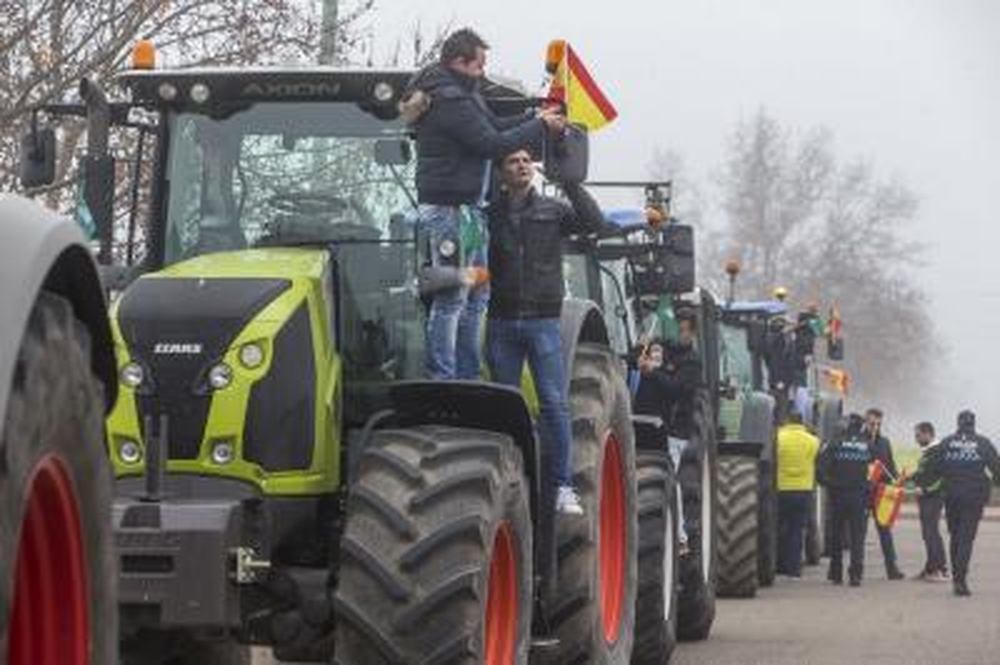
left=914, top=410, right=1000, bottom=596
left=864, top=407, right=905, bottom=579
left=633, top=310, right=703, bottom=549
left=484, top=148, right=605, bottom=514
left=399, top=28, right=565, bottom=380
left=913, top=421, right=948, bottom=581
left=817, top=413, right=871, bottom=586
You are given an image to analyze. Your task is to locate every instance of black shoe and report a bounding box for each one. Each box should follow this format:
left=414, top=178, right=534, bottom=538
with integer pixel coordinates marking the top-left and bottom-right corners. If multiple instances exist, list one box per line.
left=827, top=569, right=843, bottom=585
left=849, top=576, right=861, bottom=587
left=887, top=566, right=905, bottom=581
left=954, top=579, right=971, bottom=597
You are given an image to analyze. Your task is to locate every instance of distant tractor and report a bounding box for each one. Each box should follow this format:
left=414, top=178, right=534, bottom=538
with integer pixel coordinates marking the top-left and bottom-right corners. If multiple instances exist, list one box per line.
left=562, top=183, right=719, bottom=654
left=0, top=194, right=118, bottom=665
left=21, top=52, right=641, bottom=663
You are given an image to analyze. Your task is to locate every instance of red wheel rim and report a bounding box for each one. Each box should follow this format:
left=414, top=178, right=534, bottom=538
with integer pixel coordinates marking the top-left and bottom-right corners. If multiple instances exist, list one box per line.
left=9, top=454, right=90, bottom=665
left=600, top=433, right=625, bottom=643
left=484, top=522, right=518, bottom=665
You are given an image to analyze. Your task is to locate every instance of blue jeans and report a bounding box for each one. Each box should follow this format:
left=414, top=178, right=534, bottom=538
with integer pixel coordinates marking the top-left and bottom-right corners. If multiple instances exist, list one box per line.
left=420, top=204, right=488, bottom=380
left=486, top=318, right=573, bottom=487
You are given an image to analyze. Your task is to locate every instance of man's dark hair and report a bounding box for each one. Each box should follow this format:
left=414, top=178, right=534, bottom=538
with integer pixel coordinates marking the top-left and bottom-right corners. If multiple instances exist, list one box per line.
left=866, top=407, right=883, bottom=419
left=440, top=28, right=489, bottom=64
left=786, top=410, right=804, bottom=425
left=676, top=307, right=698, bottom=328
left=915, top=421, right=935, bottom=437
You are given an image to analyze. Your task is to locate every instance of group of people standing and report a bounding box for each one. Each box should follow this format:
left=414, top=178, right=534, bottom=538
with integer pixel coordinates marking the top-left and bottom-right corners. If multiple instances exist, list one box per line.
left=400, top=28, right=604, bottom=515
left=776, top=406, right=1000, bottom=596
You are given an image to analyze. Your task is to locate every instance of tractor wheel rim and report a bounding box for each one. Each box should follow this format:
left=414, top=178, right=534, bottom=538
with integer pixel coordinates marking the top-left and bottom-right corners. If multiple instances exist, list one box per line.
left=600, top=432, right=625, bottom=644
left=701, top=454, right=712, bottom=579
left=663, top=496, right=675, bottom=619
left=485, top=522, right=517, bottom=665
left=9, top=454, right=89, bottom=665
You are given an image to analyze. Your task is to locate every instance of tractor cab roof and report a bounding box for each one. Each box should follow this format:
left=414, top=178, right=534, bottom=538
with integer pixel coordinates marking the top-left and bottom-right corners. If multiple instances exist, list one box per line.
left=115, top=67, right=531, bottom=118
left=722, top=300, right=789, bottom=317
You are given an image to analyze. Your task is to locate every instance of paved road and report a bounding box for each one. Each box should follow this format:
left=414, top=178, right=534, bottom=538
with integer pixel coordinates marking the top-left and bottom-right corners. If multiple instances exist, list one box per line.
left=673, top=518, right=1000, bottom=665
left=254, top=516, right=999, bottom=664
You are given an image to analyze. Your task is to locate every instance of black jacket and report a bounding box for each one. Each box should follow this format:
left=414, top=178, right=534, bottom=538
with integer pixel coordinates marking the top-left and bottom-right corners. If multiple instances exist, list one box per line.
left=817, top=436, right=872, bottom=492
left=401, top=65, right=544, bottom=205
left=866, top=430, right=898, bottom=478
left=633, top=341, right=703, bottom=440
left=487, top=184, right=604, bottom=320
left=914, top=432, right=1000, bottom=504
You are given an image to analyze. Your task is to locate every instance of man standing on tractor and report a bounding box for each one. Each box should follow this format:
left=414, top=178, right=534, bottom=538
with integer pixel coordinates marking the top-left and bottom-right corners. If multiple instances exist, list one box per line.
left=634, top=309, right=703, bottom=551
left=864, top=407, right=905, bottom=580
left=914, top=410, right=1000, bottom=596
left=484, top=148, right=605, bottom=515
left=399, top=28, right=567, bottom=380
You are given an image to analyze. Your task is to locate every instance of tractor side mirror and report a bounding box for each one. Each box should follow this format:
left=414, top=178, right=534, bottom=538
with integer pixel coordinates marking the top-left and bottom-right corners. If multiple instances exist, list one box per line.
left=20, top=127, right=57, bottom=188
left=543, top=123, right=588, bottom=184
left=632, top=224, right=695, bottom=296
left=374, top=138, right=411, bottom=166
left=827, top=336, right=845, bottom=361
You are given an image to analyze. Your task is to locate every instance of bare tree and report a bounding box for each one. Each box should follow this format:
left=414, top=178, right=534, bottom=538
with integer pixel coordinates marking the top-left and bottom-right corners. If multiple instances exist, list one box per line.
left=708, top=109, right=936, bottom=409
left=0, top=0, right=376, bottom=195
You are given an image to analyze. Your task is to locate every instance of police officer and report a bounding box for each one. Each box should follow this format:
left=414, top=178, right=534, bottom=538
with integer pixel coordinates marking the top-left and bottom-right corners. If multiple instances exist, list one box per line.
left=817, top=413, right=871, bottom=586
left=915, top=410, right=1000, bottom=596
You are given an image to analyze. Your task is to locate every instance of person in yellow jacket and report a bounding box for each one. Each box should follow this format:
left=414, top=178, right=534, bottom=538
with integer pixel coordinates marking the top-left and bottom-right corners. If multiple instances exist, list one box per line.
left=776, top=410, right=821, bottom=578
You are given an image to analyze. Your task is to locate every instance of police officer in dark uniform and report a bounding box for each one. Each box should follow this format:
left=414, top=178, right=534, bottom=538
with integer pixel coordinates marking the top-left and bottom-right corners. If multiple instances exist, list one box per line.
left=914, top=410, right=1000, bottom=596
left=817, top=413, right=871, bottom=586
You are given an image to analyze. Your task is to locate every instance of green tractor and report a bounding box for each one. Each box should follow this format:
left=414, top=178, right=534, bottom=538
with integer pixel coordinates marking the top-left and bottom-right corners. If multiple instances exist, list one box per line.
left=562, top=184, right=718, bottom=655
left=21, top=62, right=641, bottom=663
left=712, top=297, right=784, bottom=597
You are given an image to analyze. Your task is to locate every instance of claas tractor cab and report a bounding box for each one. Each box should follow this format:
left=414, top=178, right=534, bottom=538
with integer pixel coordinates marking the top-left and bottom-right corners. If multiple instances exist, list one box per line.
left=20, top=47, right=640, bottom=664
left=561, top=181, right=719, bottom=649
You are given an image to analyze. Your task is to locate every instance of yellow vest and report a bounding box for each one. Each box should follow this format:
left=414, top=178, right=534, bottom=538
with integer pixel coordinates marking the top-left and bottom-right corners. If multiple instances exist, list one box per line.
left=777, top=423, right=821, bottom=491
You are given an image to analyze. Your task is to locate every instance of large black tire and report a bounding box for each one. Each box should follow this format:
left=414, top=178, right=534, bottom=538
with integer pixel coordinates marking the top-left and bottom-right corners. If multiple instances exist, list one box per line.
left=676, top=390, right=717, bottom=642
left=538, top=343, right=638, bottom=664
left=0, top=292, right=116, bottom=665
left=120, top=632, right=251, bottom=665
left=757, top=459, right=778, bottom=587
left=334, top=426, right=532, bottom=664
left=715, top=456, right=759, bottom=598
left=631, top=452, right=678, bottom=665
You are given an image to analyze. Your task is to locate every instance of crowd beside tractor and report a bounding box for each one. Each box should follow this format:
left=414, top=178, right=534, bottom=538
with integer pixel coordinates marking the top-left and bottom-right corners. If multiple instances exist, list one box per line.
left=3, top=22, right=1000, bottom=665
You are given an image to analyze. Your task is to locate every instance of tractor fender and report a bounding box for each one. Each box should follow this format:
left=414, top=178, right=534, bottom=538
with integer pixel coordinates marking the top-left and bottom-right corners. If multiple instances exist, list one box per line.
left=739, top=392, right=777, bottom=463
left=0, top=195, right=116, bottom=426
left=559, top=297, right=611, bottom=391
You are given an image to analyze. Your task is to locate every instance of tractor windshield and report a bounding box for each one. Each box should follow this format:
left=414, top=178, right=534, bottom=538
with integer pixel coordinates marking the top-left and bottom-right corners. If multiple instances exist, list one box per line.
left=163, top=101, right=414, bottom=264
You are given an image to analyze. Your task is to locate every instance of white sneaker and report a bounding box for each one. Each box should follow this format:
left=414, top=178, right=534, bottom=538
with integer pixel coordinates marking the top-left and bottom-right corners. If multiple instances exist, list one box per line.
left=556, top=486, right=585, bottom=516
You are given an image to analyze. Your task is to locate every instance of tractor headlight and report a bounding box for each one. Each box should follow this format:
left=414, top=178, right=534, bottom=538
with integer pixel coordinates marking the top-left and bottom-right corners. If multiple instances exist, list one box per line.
left=210, top=440, right=235, bottom=465
left=207, top=363, right=233, bottom=390
left=118, top=439, right=143, bottom=465
left=158, top=82, right=178, bottom=101
left=120, top=362, right=144, bottom=389
left=239, top=342, right=265, bottom=369
left=190, top=82, right=211, bottom=104
left=373, top=81, right=395, bottom=102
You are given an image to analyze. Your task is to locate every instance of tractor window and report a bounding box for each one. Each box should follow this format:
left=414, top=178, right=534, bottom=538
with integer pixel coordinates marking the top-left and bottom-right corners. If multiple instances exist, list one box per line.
left=719, top=323, right=754, bottom=392
left=164, top=102, right=414, bottom=265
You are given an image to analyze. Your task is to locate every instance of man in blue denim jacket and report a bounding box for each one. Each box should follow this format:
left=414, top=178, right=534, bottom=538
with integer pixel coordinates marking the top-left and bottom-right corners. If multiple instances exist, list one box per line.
left=399, top=28, right=565, bottom=379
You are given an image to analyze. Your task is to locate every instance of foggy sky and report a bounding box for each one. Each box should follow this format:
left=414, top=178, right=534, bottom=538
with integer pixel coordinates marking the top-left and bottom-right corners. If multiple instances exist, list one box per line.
left=370, top=0, right=1000, bottom=440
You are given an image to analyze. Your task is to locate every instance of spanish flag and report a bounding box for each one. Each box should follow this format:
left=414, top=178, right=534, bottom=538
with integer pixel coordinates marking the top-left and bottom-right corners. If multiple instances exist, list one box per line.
left=545, top=40, right=618, bottom=132
left=873, top=483, right=904, bottom=528
left=824, top=367, right=850, bottom=395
